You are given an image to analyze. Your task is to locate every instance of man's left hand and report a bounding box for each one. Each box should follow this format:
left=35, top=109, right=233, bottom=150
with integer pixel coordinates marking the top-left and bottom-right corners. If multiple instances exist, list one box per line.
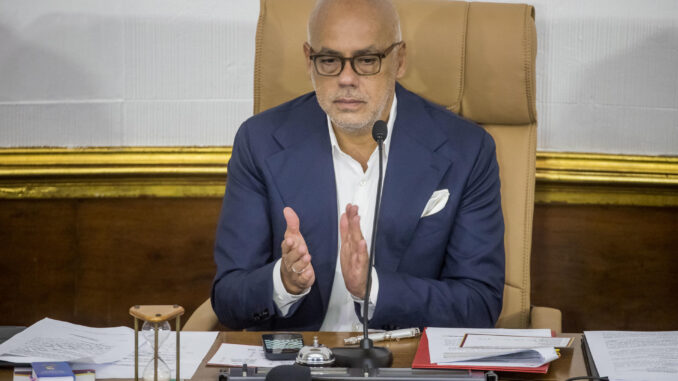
left=339, top=203, right=369, bottom=299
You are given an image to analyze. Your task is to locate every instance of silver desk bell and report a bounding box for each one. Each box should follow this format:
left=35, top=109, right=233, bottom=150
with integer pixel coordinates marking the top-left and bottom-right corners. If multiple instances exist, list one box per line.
left=295, top=336, right=335, bottom=367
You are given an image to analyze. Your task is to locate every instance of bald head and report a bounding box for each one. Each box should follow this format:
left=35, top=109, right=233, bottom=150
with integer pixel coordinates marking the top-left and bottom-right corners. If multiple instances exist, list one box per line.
left=304, top=0, right=406, bottom=136
left=307, top=0, right=402, bottom=46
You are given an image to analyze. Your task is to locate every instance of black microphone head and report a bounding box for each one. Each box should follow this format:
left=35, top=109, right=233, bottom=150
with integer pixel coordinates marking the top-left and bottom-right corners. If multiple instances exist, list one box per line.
left=372, top=120, right=388, bottom=142
left=265, top=365, right=311, bottom=381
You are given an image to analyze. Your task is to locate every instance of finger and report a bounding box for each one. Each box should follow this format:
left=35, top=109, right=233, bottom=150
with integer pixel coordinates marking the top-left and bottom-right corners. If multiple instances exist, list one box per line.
left=282, top=252, right=309, bottom=282
left=356, top=239, right=369, bottom=274
left=292, top=252, right=311, bottom=271
left=344, top=203, right=353, bottom=216
left=349, top=213, right=364, bottom=243
left=346, top=203, right=357, bottom=222
left=298, top=265, right=315, bottom=287
left=339, top=212, right=349, bottom=243
left=284, top=242, right=309, bottom=271
left=348, top=239, right=367, bottom=272
left=281, top=236, right=295, bottom=254
left=283, top=207, right=300, bottom=235
left=281, top=262, right=314, bottom=294
left=358, top=239, right=369, bottom=263
left=288, top=257, right=312, bottom=287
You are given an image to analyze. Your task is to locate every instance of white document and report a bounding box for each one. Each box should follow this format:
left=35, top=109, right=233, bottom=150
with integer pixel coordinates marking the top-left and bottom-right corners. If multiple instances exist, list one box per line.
left=426, top=327, right=559, bottom=367
left=462, top=334, right=572, bottom=349
left=207, top=343, right=294, bottom=368
left=584, top=331, right=678, bottom=381
left=72, top=331, right=218, bottom=379
left=0, top=318, right=133, bottom=364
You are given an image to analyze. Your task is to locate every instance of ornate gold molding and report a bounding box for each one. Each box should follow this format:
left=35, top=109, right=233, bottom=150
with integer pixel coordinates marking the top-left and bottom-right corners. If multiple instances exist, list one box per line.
left=1, top=147, right=677, bottom=205
left=535, top=152, right=678, bottom=206
left=0, top=147, right=230, bottom=198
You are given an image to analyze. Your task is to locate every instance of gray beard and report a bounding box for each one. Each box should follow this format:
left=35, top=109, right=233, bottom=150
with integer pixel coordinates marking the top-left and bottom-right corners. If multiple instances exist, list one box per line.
left=331, top=117, right=375, bottom=135
left=312, top=75, right=391, bottom=136
left=323, top=95, right=390, bottom=136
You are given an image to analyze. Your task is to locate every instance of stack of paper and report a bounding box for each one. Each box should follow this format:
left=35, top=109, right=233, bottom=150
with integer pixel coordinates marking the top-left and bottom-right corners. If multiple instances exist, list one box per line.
left=0, top=318, right=218, bottom=380
left=583, top=330, right=678, bottom=381
left=413, top=327, right=570, bottom=373
left=0, top=318, right=134, bottom=364
left=207, top=343, right=295, bottom=368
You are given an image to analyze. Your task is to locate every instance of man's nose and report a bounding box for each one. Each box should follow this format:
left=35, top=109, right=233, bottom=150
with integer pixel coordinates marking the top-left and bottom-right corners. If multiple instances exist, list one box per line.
left=337, top=60, right=359, bottom=86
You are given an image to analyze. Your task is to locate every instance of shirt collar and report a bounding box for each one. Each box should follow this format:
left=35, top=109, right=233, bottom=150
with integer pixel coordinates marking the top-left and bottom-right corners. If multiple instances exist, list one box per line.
left=327, top=92, right=397, bottom=158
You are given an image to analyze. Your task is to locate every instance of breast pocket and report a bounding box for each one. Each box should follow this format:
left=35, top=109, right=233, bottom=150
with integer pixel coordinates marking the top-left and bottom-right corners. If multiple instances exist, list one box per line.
left=413, top=209, right=452, bottom=239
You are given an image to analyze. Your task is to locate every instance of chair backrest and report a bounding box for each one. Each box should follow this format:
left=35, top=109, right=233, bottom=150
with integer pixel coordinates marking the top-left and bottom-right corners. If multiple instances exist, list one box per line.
left=253, top=0, right=537, bottom=328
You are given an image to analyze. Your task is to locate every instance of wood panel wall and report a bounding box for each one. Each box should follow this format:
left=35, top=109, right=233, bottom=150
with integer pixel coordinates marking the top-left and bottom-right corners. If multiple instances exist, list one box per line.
left=0, top=199, right=219, bottom=328
left=531, top=204, right=678, bottom=332
left=1, top=199, right=676, bottom=332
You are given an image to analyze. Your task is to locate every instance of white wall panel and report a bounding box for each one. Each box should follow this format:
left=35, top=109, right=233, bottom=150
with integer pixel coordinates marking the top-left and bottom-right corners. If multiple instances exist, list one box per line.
left=0, top=0, right=676, bottom=155
left=521, top=0, right=678, bottom=154
left=0, top=102, right=123, bottom=146
left=0, top=0, right=123, bottom=101
left=123, top=6, right=254, bottom=100
left=0, top=0, right=257, bottom=148
left=123, top=100, right=251, bottom=146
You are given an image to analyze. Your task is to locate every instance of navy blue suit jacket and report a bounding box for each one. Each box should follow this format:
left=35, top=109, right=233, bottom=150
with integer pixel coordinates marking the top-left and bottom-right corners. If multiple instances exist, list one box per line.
left=211, top=83, right=505, bottom=331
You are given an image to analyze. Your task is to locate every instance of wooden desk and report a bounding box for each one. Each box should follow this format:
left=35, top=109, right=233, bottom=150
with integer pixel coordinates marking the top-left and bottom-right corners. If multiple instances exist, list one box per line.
left=192, top=332, right=588, bottom=381
left=0, top=332, right=586, bottom=381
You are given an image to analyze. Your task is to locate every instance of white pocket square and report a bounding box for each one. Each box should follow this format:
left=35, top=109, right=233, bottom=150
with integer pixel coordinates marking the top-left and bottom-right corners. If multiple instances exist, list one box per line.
left=421, top=189, right=450, bottom=218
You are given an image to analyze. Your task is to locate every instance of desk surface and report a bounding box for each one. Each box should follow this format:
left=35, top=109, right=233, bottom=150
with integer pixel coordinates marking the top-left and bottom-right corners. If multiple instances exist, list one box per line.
left=0, top=332, right=587, bottom=381
left=192, top=332, right=588, bottom=381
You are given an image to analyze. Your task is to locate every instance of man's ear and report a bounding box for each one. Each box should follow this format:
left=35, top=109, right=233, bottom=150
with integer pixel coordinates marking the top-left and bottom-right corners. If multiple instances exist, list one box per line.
left=303, top=42, right=314, bottom=76
left=395, top=42, right=407, bottom=79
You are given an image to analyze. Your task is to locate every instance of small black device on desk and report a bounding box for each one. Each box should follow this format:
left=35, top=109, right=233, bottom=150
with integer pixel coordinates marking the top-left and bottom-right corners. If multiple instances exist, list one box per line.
left=261, top=333, right=304, bottom=360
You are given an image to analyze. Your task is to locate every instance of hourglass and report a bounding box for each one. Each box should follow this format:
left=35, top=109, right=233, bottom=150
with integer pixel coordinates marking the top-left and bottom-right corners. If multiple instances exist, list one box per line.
left=130, top=305, right=184, bottom=381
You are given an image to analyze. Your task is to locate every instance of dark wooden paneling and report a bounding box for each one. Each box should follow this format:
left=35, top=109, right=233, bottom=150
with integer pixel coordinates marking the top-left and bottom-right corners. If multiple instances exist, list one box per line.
left=0, top=200, right=78, bottom=324
left=1, top=199, right=677, bottom=332
left=0, top=198, right=221, bottom=328
left=531, top=204, right=678, bottom=332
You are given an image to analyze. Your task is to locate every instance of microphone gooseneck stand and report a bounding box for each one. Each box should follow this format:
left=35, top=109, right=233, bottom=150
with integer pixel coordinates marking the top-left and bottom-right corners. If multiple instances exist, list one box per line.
left=332, top=120, right=393, bottom=371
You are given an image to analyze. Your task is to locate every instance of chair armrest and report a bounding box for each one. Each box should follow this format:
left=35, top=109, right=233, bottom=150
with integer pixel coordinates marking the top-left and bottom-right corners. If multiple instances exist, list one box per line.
left=183, top=298, right=219, bottom=331
left=529, top=306, right=562, bottom=334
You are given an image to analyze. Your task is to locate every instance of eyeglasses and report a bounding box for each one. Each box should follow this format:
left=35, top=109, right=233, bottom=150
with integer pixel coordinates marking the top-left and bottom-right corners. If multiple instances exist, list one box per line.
left=309, top=41, right=403, bottom=76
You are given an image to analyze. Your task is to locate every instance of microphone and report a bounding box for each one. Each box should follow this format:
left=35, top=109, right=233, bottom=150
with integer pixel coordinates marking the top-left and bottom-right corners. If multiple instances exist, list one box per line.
left=364, top=120, right=387, bottom=346
left=265, top=365, right=311, bottom=381
left=372, top=119, right=387, bottom=142
left=332, top=120, right=393, bottom=369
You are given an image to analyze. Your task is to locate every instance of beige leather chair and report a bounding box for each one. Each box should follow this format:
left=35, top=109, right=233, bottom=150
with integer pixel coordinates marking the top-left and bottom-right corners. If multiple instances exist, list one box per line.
left=184, top=0, right=562, bottom=333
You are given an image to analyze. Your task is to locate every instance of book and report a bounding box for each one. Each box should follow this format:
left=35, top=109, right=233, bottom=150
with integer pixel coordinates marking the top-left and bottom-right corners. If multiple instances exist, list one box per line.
left=14, top=367, right=94, bottom=381
left=31, top=362, right=74, bottom=381
left=72, top=369, right=96, bottom=381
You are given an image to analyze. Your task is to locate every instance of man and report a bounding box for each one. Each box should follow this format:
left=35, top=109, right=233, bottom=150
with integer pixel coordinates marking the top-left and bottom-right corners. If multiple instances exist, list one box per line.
left=211, top=0, right=505, bottom=331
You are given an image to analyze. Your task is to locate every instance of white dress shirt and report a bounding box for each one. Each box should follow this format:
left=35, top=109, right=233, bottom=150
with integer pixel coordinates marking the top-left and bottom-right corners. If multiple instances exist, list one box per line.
left=272, top=93, right=397, bottom=331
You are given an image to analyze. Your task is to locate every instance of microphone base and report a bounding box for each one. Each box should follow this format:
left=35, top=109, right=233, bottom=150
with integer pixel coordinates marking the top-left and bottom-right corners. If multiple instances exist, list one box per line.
left=331, top=346, right=393, bottom=369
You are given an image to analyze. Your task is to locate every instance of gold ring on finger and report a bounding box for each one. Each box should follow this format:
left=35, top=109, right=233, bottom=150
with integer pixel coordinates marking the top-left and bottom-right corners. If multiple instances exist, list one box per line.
left=291, top=264, right=305, bottom=274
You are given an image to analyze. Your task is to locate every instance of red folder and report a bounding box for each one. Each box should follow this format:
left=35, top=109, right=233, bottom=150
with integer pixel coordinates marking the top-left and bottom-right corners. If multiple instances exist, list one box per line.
left=411, top=329, right=550, bottom=374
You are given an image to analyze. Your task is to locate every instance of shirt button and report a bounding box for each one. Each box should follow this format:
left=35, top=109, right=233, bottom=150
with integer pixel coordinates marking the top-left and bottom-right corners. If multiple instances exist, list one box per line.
left=360, top=180, right=366, bottom=187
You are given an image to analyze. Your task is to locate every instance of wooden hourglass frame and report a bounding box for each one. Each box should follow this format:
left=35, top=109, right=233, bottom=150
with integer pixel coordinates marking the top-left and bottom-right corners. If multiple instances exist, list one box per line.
left=129, top=305, right=185, bottom=381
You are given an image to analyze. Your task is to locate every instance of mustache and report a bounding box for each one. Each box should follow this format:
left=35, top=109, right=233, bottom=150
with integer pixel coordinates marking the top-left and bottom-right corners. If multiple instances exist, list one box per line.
left=332, top=92, right=368, bottom=102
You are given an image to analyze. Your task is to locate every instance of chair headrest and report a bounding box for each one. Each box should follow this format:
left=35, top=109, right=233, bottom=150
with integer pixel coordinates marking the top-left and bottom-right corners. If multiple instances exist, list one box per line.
left=254, top=0, right=537, bottom=125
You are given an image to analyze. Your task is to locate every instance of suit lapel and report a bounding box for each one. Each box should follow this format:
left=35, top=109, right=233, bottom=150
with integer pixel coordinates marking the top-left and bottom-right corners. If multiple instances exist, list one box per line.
left=261, top=86, right=454, bottom=312
left=265, top=99, right=338, bottom=315
left=377, top=85, right=453, bottom=272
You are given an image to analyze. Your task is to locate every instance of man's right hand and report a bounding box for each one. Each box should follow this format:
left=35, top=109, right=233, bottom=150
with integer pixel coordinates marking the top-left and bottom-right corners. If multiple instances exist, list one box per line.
left=280, top=207, right=316, bottom=294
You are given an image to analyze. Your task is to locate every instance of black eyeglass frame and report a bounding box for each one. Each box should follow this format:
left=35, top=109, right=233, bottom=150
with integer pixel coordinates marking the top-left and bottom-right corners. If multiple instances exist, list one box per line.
left=308, top=41, right=403, bottom=77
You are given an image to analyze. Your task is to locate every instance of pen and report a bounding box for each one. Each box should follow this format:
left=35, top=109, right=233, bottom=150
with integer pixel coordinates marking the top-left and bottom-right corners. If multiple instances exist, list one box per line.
left=343, top=328, right=421, bottom=345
